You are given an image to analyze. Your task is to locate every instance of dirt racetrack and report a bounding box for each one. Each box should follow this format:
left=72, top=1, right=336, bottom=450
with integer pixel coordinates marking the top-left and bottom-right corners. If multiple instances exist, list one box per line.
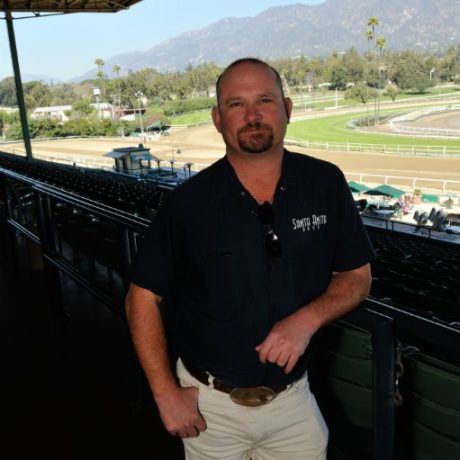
left=5, top=123, right=460, bottom=193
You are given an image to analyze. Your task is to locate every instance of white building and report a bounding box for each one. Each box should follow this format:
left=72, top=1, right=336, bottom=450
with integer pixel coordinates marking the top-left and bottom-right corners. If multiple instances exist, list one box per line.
left=32, top=102, right=114, bottom=122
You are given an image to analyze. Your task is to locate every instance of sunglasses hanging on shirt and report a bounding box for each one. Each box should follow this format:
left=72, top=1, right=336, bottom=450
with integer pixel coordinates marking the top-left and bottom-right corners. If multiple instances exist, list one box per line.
left=257, top=202, right=282, bottom=259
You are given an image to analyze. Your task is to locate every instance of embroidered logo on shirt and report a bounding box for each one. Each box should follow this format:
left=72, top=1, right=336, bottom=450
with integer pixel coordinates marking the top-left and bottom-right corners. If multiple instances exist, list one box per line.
left=292, top=214, right=327, bottom=232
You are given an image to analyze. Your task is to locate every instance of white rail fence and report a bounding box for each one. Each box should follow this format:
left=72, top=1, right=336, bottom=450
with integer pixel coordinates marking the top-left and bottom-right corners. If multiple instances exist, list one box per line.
left=285, top=139, right=460, bottom=157
left=344, top=172, right=460, bottom=194
left=2, top=146, right=459, bottom=194
left=389, top=105, right=460, bottom=138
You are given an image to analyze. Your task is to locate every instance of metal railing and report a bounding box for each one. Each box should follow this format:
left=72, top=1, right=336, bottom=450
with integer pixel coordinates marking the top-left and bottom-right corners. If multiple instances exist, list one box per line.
left=1, top=164, right=459, bottom=460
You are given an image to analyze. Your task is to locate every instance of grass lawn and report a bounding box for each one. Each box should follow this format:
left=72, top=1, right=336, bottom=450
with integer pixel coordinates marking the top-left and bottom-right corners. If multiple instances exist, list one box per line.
left=169, top=111, right=212, bottom=125
left=287, top=110, right=460, bottom=148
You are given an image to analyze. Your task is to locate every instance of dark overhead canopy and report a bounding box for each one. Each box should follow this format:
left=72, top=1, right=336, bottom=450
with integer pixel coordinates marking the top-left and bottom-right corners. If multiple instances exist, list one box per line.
left=0, top=1, right=142, bottom=13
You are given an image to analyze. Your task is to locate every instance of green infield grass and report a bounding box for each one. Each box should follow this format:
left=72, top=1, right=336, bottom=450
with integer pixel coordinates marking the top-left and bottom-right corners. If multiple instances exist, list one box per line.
left=169, top=111, right=212, bottom=125
left=287, top=111, right=460, bottom=148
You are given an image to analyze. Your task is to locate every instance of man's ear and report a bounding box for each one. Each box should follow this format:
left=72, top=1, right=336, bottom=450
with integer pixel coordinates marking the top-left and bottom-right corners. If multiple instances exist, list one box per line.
left=284, top=97, right=293, bottom=123
left=211, top=106, right=222, bottom=133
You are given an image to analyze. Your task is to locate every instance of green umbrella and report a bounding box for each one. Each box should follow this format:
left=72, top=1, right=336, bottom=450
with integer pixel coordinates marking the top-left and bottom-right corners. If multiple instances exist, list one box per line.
left=364, top=184, right=406, bottom=198
left=348, top=181, right=371, bottom=193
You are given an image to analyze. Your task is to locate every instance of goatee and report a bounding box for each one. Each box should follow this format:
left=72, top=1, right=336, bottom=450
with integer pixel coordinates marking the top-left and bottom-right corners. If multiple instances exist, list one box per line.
left=237, top=122, right=274, bottom=153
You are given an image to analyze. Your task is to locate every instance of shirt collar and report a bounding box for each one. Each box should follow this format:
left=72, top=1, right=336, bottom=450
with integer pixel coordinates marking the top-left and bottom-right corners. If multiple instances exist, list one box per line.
left=209, top=156, right=243, bottom=202
left=209, top=150, right=312, bottom=202
left=279, top=150, right=313, bottom=189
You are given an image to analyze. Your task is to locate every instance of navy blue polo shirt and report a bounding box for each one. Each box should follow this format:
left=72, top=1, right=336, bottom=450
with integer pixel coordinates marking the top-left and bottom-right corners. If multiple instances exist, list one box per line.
left=131, top=150, right=374, bottom=387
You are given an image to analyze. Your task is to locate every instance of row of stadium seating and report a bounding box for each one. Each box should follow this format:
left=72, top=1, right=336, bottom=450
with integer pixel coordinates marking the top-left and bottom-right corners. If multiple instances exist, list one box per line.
left=0, top=152, right=169, bottom=219
left=1, top=152, right=459, bottom=460
left=2, top=153, right=458, bottom=326
left=368, top=226, right=460, bottom=326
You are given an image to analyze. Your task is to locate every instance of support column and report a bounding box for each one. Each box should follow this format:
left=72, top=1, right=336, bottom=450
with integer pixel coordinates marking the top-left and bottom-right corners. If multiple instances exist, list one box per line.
left=5, top=9, right=33, bottom=160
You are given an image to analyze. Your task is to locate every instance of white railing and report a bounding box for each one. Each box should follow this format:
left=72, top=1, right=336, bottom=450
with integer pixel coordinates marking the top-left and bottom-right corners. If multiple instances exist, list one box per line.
left=285, top=139, right=460, bottom=157
left=389, top=105, right=460, bottom=138
left=2, top=146, right=458, bottom=192
left=344, top=172, right=460, bottom=194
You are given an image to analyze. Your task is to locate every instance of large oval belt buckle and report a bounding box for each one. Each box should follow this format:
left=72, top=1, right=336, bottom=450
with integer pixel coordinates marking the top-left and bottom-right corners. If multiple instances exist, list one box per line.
left=229, top=386, right=277, bottom=407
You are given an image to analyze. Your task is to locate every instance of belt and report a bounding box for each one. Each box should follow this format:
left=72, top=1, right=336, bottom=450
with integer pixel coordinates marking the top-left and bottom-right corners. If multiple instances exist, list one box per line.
left=184, top=363, right=288, bottom=407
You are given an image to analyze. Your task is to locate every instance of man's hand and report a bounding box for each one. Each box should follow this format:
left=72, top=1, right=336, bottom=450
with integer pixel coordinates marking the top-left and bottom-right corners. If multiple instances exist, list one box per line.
left=155, top=386, right=207, bottom=438
left=255, top=310, right=314, bottom=374
left=255, top=265, right=372, bottom=374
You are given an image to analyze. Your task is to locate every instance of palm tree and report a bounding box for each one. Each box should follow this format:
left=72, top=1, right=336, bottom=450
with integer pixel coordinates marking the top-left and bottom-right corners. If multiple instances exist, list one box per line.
left=364, top=28, right=375, bottom=126
left=367, top=16, right=379, bottom=36
left=112, top=64, right=122, bottom=118
left=375, top=36, right=387, bottom=125
left=112, top=64, right=121, bottom=78
left=366, top=16, right=380, bottom=125
left=94, top=58, right=105, bottom=73
left=94, top=58, right=106, bottom=100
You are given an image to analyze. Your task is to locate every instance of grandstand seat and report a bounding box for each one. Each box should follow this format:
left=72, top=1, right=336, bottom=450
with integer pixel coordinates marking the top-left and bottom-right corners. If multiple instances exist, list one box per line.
left=4, top=178, right=36, bottom=228
left=355, top=199, right=368, bottom=212
left=310, top=321, right=374, bottom=459
left=400, top=350, right=460, bottom=459
left=417, top=212, right=429, bottom=225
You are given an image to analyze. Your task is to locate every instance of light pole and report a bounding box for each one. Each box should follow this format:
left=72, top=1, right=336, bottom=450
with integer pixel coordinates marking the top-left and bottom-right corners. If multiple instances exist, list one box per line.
left=171, top=145, right=181, bottom=162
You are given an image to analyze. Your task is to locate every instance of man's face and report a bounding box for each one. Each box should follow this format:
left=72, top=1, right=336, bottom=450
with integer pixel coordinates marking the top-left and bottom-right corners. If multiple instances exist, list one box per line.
left=212, top=62, right=292, bottom=157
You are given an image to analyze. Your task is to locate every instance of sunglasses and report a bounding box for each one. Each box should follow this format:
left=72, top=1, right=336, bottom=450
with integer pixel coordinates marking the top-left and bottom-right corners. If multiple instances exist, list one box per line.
left=257, top=202, right=282, bottom=259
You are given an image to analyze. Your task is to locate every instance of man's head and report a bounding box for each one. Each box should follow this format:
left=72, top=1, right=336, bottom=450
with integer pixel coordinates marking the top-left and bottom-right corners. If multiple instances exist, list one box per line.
left=215, top=58, right=286, bottom=107
left=212, top=58, right=292, bottom=157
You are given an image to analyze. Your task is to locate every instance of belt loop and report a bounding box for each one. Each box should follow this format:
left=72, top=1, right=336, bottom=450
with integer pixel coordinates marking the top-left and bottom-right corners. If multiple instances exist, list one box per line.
left=207, top=372, right=215, bottom=390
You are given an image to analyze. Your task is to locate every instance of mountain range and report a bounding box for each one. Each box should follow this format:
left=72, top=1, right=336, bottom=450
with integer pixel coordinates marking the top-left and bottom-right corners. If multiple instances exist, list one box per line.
left=64, top=0, right=460, bottom=81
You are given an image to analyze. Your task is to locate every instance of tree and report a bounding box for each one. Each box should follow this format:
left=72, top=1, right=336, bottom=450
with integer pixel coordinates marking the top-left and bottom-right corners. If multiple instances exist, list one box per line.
left=111, top=64, right=122, bottom=117
left=411, top=72, right=433, bottom=94
left=375, top=36, right=387, bottom=125
left=367, top=16, right=379, bottom=41
left=365, top=18, right=379, bottom=126
left=384, top=83, right=399, bottom=102
left=24, top=81, right=52, bottom=111
left=94, top=58, right=105, bottom=73
left=345, top=82, right=377, bottom=105
left=71, top=98, right=96, bottom=117
left=112, top=64, right=121, bottom=78
left=341, top=48, right=365, bottom=84
left=0, top=77, right=17, bottom=106
left=329, top=66, right=347, bottom=90
left=392, top=51, right=435, bottom=93
left=94, top=58, right=106, bottom=98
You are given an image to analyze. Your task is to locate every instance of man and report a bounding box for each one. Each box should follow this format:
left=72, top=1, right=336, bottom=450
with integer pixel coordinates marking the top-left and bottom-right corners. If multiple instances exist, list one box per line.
left=125, top=58, right=374, bottom=459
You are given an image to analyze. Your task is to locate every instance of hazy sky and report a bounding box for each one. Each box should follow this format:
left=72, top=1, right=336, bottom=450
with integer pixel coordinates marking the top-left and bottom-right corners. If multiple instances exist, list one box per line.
left=0, top=0, right=325, bottom=81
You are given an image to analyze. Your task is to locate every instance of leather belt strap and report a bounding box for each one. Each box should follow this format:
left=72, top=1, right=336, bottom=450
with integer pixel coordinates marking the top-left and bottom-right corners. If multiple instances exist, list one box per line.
left=183, top=363, right=287, bottom=395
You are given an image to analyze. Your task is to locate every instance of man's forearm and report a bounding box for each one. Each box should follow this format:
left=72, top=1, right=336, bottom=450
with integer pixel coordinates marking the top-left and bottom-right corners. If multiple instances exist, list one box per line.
left=256, top=263, right=372, bottom=372
left=125, top=284, right=207, bottom=437
left=299, top=262, right=372, bottom=335
left=125, top=284, right=178, bottom=397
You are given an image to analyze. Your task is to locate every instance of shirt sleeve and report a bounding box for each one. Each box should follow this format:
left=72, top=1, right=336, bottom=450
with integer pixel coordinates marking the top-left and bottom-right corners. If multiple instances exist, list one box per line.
left=129, top=195, right=181, bottom=297
left=331, top=169, right=375, bottom=272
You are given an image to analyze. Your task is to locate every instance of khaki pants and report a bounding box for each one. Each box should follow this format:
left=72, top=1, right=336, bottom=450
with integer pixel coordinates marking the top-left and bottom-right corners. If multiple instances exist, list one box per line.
left=177, top=359, right=328, bottom=460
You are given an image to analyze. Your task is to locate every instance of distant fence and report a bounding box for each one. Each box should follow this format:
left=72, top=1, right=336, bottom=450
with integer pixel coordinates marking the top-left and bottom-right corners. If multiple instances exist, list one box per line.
left=2, top=144, right=459, bottom=193
left=389, top=106, right=460, bottom=138
left=0, top=147, right=211, bottom=173
left=344, top=171, right=460, bottom=195
left=285, top=139, right=460, bottom=157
